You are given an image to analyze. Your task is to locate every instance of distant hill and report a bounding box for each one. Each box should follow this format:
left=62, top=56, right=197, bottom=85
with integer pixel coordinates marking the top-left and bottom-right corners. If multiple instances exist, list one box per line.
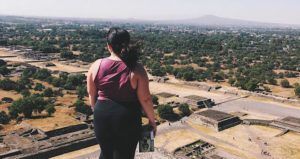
left=156, top=15, right=296, bottom=28
left=0, top=14, right=299, bottom=28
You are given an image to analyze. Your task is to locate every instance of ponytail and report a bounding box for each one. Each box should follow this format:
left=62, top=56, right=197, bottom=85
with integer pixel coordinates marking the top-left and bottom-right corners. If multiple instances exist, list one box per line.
left=107, top=27, right=139, bottom=70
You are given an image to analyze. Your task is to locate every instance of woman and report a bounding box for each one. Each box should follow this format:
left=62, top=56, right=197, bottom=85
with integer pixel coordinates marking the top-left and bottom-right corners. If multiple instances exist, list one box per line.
left=86, top=27, right=156, bottom=159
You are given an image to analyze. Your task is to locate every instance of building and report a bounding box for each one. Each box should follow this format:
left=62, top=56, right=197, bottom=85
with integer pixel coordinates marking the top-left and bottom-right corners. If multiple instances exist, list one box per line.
left=0, top=122, right=96, bottom=158
left=271, top=116, right=300, bottom=133
left=174, top=139, right=215, bottom=159
left=184, top=95, right=215, bottom=109
left=156, top=92, right=182, bottom=107
left=191, top=110, right=241, bottom=131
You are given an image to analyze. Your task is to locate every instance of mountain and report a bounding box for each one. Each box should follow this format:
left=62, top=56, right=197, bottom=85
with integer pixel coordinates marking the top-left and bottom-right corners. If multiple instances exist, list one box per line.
left=1, top=14, right=298, bottom=28
left=156, top=15, right=295, bottom=28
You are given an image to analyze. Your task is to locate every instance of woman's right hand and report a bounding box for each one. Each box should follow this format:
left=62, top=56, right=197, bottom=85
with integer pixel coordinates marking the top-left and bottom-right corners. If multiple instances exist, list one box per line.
left=149, top=120, right=157, bottom=137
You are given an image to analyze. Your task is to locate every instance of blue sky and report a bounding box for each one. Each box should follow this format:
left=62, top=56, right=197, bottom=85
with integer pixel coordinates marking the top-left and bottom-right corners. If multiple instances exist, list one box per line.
left=0, top=0, right=299, bottom=24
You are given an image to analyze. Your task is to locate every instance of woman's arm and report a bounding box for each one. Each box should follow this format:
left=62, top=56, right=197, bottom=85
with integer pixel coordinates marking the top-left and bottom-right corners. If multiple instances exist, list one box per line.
left=86, top=59, right=101, bottom=110
left=135, top=64, right=157, bottom=135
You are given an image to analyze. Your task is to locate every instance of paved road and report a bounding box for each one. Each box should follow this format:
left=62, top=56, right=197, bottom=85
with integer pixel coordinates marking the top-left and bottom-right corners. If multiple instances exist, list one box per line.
left=213, top=98, right=300, bottom=118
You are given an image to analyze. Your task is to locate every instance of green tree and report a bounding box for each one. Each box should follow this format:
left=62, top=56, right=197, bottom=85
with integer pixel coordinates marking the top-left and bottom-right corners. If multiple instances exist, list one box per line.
left=157, top=104, right=174, bottom=119
left=178, top=103, right=191, bottom=116
left=268, top=78, right=277, bottom=85
left=0, top=78, right=19, bottom=91
left=43, top=88, right=54, bottom=97
left=76, top=86, right=87, bottom=99
left=21, top=89, right=31, bottom=97
left=22, top=68, right=36, bottom=78
left=60, top=51, right=75, bottom=59
left=280, top=79, right=290, bottom=88
left=64, top=74, right=86, bottom=90
left=9, top=95, right=49, bottom=118
left=0, top=66, right=10, bottom=75
left=34, top=69, right=51, bottom=80
left=34, top=83, right=45, bottom=91
left=244, top=79, right=259, bottom=91
left=45, top=104, right=56, bottom=116
left=74, top=99, right=93, bottom=115
left=18, top=76, right=32, bottom=88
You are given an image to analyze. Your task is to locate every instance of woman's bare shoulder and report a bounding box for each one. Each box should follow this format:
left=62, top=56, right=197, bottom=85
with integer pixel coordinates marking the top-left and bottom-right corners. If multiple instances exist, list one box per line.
left=87, top=59, right=102, bottom=80
left=88, top=59, right=102, bottom=72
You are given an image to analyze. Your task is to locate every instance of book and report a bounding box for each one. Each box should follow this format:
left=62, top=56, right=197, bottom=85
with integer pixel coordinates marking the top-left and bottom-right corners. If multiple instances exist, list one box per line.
left=139, top=126, right=154, bottom=152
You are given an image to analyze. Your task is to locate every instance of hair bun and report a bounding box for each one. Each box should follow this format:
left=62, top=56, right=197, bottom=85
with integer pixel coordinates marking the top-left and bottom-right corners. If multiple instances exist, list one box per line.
left=107, top=28, right=139, bottom=69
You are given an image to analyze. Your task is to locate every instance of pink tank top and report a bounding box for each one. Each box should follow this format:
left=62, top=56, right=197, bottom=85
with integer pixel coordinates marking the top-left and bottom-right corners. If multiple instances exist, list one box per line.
left=94, top=58, right=137, bottom=102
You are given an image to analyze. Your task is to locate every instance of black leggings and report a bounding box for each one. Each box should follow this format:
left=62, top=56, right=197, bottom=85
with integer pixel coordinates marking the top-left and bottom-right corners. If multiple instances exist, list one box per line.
left=93, top=100, right=142, bottom=159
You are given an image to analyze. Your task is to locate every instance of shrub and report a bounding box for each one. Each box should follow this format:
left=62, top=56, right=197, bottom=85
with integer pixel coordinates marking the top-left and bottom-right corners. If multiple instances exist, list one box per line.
left=228, top=78, right=236, bottom=86
left=178, top=103, right=191, bottom=116
left=0, top=111, right=10, bottom=124
left=151, top=95, right=159, bottom=105
left=263, top=86, right=271, bottom=92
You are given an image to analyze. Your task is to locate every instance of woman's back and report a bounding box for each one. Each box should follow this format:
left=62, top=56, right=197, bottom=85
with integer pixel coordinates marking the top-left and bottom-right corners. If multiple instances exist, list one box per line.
left=87, top=28, right=156, bottom=159
left=95, top=57, right=137, bottom=102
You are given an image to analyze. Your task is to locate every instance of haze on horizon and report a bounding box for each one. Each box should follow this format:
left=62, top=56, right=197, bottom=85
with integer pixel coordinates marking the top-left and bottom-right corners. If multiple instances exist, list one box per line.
left=0, top=0, right=300, bottom=25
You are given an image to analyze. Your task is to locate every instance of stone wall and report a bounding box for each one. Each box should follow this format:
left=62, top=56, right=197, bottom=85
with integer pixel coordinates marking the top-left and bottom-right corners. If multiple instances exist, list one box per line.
left=45, top=124, right=88, bottom=137
left=11, top=137, right=97, bottom=159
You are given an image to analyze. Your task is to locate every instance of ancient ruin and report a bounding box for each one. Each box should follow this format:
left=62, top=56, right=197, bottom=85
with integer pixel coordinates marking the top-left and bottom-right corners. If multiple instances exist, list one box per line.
left=174, top=139, right=215, bottom=159
left=271, top=116, right=300, bottom=133
left=243, top=116, right=300, bottom=133
left=184, top=95, right=215, bottom=109
left=191, top=109, right=241, bottom=131
left=0, top=117, right=97, bottom=159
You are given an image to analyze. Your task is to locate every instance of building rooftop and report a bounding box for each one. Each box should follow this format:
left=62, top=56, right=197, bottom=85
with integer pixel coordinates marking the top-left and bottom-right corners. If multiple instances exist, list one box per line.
left=196, top=110, right=234, bottom=122
left=156, top=92, right=177, bottom=98
left=184, top=95, right=208, bottom=101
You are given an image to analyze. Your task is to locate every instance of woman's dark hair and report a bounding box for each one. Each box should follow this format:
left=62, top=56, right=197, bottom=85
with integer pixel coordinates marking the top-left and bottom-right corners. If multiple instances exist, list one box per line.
left=107, top=27, right=139, bottom=69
